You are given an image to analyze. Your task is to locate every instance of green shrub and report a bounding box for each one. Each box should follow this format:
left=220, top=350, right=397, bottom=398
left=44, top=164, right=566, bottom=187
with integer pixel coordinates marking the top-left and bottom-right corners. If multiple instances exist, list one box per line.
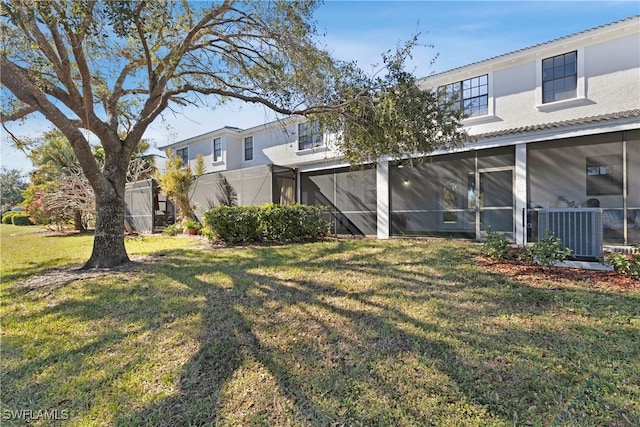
left=482, top=226, right=511, bottom=259
left=605, top=252, right=640, bottom=278
left=202, top=205, right=262, bottom=243
left=522, top=229, right=572, bottom=267
left=162, top=223, right=183, bottom=236
left=202, top=204, right=330, bottom=244
left=259, top=203, right=295, bottom=241
left=10, top=212, right=33, bottom=226
left=299, top=206, right=332, bottom=239
left=259, top=203, right=330, bottom=242
left=2, top=211, right=19, bottom=224
left=182, top=218, right=201, bottom=234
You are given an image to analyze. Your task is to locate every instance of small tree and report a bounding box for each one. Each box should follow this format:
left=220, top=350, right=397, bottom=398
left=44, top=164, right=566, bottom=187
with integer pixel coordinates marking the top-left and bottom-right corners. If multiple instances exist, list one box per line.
left=42, top=164, right=96, bottom=231
left=0, top=167, right=26, bottom=213
left=27, top=130, right=93, bottom=230
left=156, top=149, right=204, bottom=222
left=22, top=183, right=69, bottom=230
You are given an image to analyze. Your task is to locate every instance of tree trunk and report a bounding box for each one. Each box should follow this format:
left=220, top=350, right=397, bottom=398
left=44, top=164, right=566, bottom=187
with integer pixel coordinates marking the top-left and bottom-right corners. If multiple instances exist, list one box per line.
left=74, top=209, right=86, bottom=232
left=82, top=174, right=130, bottom=269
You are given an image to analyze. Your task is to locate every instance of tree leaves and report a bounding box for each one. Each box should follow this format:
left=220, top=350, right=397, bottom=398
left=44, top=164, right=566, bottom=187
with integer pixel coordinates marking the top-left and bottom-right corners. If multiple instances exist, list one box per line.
left=319, top=37, right=467, bottom=165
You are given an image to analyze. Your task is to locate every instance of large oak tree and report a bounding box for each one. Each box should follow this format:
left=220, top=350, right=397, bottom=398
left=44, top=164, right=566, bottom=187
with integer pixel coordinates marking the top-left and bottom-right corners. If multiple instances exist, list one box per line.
left=1, top=0, right=466, bottom=268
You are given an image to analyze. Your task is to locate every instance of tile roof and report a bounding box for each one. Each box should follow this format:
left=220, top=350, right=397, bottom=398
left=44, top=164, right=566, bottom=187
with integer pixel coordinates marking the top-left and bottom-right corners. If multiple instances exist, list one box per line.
left=425, top=15, right=639, bottom=79
left=474, top=109, right=640, bottom=140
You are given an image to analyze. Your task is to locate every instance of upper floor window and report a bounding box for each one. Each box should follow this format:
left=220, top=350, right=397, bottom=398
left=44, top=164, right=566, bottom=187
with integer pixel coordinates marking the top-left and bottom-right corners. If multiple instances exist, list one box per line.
left=542, top=51, right=577, bottom=104
left=298, top=121, right=323, bottom=150
left=176, top=147, right=188, bottom=166
left=213, top=137, right=221, bottom=161
left=441, top=74, right=488, bottom=117
left=244, top=136, right=253, bottom=161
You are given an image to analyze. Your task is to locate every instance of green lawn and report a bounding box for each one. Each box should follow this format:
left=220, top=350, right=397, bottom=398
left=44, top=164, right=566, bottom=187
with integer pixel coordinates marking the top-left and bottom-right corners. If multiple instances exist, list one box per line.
left=1, top=225, right=638, bottom=426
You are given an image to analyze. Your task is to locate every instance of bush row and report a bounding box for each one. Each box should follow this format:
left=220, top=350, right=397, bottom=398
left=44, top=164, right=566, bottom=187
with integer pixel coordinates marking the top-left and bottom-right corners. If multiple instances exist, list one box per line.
left=202, top=203, right=330, bottom=244
left=1, top=211, right=33, bottom=226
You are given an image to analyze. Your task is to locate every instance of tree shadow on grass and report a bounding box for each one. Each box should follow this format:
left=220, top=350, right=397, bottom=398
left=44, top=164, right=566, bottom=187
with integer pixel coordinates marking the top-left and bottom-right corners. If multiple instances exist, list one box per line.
left=118, top=241, right=639, bottom=426
left=3, top=240, right=638, bottom=426
left=0, top=257, right=73, bottom=286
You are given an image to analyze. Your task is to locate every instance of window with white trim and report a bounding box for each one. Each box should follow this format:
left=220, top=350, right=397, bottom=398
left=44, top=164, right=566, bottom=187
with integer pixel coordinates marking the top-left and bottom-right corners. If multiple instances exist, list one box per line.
left=244, top=136, right=253, bottom=161
left=542, top=51, right=577, bottom=104
left=298, top=121, right=323, bottom=150
left=176, top=147, right=188, bottom=166
left=441, top=74, right=488, bottom=117
left=213, top=137, right=221, bottom=161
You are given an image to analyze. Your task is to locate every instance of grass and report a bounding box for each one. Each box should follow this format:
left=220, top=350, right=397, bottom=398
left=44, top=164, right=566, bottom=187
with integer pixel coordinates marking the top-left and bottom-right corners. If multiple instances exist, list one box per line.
left=1, top=224, right=638, bottom=426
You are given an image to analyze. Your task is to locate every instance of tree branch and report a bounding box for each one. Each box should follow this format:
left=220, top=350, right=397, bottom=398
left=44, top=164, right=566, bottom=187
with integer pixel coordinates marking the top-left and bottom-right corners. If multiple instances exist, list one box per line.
left=133, top=1, right=156, bottom=89
left=1, top=55, right=103, bottom=187
left=0, top=105, right=37, bottom=123
left=22, top=2, right=91, bottom=114
left=166, top=84, right=344, bottom=117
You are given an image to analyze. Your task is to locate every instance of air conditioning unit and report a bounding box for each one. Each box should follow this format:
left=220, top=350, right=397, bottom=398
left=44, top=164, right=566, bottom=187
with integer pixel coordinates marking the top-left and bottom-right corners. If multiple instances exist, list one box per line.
left=537, top=208, right=603, bottom=260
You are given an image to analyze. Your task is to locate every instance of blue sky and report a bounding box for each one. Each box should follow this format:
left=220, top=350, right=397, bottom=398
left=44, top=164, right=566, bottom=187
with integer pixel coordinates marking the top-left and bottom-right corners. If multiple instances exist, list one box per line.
left=2, top=0, right=638, bottom=173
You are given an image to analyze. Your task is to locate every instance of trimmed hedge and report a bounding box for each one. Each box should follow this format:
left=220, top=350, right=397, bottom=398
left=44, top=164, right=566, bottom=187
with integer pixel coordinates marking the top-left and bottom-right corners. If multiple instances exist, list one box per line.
left=202, top=203, right=330, bottom=244
left=9, top=212, right=33, bottom=226
left=259, top=203, right=330, bottom=242
left=202, top=206, right=261, bottom=243
left=2, top=211, right=19, bottom=224
left=2, top=211, right=33, bottom=225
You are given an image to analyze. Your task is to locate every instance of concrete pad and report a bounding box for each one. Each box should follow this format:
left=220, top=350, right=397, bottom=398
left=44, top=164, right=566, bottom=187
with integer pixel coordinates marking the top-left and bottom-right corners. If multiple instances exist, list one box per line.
left=555, top=260, right=613, bottom=271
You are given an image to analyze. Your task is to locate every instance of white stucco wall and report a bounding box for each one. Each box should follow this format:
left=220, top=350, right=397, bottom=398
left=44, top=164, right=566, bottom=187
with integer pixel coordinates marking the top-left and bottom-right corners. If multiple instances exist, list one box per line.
left=585, top=34, right=640, bottom=113
left=185, top=139, right=212, bottom=165
left=224, top=135, right=243, bottom=171
left=421, top=18, right=640, bottom=139
left=168, top=128, right=244, bottom=173
left=243, top=120, right=340, bottom=168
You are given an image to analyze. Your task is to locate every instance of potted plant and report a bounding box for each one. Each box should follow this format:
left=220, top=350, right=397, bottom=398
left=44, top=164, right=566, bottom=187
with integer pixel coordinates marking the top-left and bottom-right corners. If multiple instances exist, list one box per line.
left=182, top=218, right=201, bottom=235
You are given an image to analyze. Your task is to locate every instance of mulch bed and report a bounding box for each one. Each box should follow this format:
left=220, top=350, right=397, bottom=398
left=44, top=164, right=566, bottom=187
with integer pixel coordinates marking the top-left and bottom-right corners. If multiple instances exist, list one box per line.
left=477, top=256, right=639, bottom=290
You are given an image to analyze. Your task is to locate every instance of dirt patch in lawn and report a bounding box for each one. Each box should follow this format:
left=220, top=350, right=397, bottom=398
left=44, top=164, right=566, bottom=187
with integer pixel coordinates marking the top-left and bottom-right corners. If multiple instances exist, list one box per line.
left=17, top=255, right=157, bottom=292
left=478, top=256, right=639, bottom=290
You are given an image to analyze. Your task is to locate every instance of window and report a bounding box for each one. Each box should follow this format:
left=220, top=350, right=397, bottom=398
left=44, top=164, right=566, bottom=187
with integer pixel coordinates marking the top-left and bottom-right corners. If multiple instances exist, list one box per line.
left=542, top=51, right=577, bottom=104
left=298, top=121, right=323, bottom=150
left=213, top=138, right=221, bottom=161
left=587, top=155, right=622, bottom=195
left=176, top=147, right=188, bottom=166
left=441, top=74, right=488, bottom=117
left=244, top=136, right=253, bottom=161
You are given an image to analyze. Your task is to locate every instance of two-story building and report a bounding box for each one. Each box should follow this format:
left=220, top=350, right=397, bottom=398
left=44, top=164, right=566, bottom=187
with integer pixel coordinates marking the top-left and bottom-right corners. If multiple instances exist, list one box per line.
left=158, top=16, right=640, bottom=249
